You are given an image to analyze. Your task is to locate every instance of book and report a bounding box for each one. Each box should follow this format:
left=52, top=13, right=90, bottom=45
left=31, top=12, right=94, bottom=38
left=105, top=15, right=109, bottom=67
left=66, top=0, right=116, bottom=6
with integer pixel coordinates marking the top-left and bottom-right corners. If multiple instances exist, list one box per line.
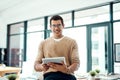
left=42, top=57, right=66, bottom=65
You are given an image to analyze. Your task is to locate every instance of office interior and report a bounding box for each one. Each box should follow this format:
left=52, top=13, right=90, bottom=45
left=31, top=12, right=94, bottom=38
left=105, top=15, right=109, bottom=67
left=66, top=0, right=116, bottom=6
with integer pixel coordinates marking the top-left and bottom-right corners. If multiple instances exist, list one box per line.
left=0, top=0, right=120, bottom=79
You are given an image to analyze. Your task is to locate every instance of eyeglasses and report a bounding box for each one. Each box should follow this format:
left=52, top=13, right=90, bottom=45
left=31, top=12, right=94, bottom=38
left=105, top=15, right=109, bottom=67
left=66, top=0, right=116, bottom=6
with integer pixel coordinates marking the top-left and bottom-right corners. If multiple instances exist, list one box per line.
left=51, top=24, right=62, bottom=28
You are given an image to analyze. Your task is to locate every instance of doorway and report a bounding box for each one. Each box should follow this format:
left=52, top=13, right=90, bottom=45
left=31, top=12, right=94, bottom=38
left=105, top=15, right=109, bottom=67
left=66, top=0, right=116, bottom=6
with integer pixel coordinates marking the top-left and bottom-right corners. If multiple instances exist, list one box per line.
left=87, top=23, right=109, bottom=73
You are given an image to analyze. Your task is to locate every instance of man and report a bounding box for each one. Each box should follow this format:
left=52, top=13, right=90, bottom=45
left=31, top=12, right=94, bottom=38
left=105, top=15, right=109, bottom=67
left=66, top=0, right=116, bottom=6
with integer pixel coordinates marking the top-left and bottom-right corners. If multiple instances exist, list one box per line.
left=34, top=15, right=80, bottom=80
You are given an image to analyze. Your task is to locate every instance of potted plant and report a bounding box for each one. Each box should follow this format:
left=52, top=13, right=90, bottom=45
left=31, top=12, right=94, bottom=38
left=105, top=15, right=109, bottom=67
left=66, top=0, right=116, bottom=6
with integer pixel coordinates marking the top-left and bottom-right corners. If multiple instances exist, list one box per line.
left=89, top=70, right=96, bottom=77
left=95, top=69, right=100, bottom=74
left=89, top=70, right=96, bottom=80
left=95, top=69, right=100, bottom=80
left=7, top=74, right=17, bottom=80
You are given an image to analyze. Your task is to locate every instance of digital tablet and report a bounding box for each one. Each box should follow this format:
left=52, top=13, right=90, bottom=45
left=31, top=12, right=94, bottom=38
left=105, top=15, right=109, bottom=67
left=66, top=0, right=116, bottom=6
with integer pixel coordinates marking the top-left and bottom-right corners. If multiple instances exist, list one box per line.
left=42, top=57, right=66, bottom=65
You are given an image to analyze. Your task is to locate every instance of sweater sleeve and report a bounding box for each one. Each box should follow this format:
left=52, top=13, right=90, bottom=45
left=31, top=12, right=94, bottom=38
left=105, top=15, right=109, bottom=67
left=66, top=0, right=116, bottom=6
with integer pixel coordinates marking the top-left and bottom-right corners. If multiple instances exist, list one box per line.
left=71, top=40, right=80, bottom=65
left=34, top=40, right=44, bottom=71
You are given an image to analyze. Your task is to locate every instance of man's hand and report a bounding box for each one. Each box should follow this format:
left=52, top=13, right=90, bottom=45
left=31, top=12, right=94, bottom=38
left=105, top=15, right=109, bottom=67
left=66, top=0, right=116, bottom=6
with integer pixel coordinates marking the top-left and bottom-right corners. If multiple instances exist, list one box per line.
left=41, top=64, right=49, bottom=71
left=47, top=61, right=68, bottom=73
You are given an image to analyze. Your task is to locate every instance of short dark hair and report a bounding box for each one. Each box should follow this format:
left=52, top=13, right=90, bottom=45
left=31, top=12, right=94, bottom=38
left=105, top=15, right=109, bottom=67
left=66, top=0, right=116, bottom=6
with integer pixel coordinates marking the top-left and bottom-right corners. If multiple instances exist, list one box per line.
left=50, top=15, right=64, bottom=25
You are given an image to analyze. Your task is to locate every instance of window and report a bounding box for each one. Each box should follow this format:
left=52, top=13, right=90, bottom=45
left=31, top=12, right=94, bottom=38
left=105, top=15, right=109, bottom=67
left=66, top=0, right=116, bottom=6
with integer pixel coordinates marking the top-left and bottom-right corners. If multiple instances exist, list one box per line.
left=27, top=19, right=44, bottom=32
left=10, top=23, right=24, bottom=34
left=113, top=3, right=120, bottom=20
left=9, top=23, right=24, bottom=67
left=75, top=5, right=109, bottom=26
left=113, top=22, right=120, bottom=43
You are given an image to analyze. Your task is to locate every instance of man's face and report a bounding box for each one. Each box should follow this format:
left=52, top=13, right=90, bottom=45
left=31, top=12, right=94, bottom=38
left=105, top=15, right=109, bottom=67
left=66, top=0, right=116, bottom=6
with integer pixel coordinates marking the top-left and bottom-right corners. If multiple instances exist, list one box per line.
left=50, top=20, right=64, bottom=38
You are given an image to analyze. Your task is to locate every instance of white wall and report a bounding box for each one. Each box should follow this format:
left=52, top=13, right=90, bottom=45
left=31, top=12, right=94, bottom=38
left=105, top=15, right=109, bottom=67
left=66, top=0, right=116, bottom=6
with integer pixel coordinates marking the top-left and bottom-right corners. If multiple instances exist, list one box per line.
left=0, top=18, right=7, bottom=48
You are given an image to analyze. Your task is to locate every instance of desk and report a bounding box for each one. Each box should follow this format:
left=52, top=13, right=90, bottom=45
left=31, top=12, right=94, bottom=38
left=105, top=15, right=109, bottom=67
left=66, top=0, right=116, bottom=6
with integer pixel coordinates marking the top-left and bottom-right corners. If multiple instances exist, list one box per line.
left=0, top=67, right=21, bottom=80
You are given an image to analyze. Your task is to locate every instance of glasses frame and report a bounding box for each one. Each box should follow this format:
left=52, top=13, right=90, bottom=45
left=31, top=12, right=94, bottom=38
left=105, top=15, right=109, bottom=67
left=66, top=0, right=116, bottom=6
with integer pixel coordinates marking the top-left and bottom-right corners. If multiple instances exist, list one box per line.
left=51, top=24, right=63, bottom=28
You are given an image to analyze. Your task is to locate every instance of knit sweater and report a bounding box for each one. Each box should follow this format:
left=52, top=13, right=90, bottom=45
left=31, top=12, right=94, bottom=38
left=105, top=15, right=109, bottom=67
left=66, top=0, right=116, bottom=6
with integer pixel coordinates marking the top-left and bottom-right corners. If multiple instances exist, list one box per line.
left=34, top=36, right=80, bottom=73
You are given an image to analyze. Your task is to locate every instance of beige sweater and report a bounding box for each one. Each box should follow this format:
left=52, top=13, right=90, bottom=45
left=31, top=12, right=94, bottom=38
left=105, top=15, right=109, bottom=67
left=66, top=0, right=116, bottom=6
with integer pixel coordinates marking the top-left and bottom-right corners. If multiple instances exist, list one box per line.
left=34, top=36, right=80, bottom=73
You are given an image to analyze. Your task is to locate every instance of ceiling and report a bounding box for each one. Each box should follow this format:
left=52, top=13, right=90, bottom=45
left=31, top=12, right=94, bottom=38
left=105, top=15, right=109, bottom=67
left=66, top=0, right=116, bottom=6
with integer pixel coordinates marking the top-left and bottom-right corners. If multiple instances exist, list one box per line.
left=0, top=0, right=53, bottom=13
left=0, top=0, right=118, bottom=24
left=0, top=0, right=116, bottom=13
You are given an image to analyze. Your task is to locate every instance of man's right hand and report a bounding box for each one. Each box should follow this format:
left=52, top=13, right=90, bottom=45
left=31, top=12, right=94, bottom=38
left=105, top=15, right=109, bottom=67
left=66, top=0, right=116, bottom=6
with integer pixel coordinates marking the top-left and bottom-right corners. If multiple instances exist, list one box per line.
left=41, top=64, right=49, bottom=71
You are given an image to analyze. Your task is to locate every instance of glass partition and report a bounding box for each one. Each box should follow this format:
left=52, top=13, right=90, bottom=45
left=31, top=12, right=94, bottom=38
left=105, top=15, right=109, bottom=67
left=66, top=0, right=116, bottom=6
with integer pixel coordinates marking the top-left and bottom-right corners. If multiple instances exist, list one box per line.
left=27, top=19, right=44, bottom=32
left=89, top=24, right=108, bottom=74
left=10, top=23, right=24, bottom=34
left=9, top=23, right=24, bottom=67
left=113, top=3, right=120, bottom=20
left=26, top=32, right=44, bottom=62
left=75, top=5, right=109, bottom=26
left=113, top=22, right=120, bottom=43
left=9, top=34, right=24, bottom=67
left=53, top=27, right=87, bottom=74
left=113, top=22, right=120, bottom=73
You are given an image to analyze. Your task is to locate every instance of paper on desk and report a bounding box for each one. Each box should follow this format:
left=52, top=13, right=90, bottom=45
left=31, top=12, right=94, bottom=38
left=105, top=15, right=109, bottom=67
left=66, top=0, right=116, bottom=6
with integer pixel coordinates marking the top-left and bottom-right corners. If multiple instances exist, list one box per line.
left=42, top=57, right=66, bottom=65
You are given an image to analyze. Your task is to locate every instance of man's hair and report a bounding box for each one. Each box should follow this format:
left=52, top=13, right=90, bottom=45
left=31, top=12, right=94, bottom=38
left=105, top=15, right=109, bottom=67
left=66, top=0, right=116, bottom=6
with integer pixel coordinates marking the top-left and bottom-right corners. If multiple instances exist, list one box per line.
left=50, top=15, right=64, bottom=25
